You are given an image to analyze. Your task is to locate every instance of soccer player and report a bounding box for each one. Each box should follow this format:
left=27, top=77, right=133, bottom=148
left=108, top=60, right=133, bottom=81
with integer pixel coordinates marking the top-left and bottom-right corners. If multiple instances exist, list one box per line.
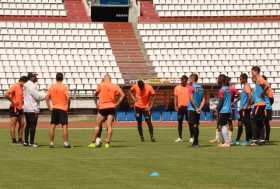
left=188, top=74, right=205, bottom=147
left=226, top=77, right=239, bottom=144
left=174, top=75, right=191, bottom=143
left=251, top=66, right=271, bottom=145
left=5, top=76, right=28, bottom=144
left=23, top=73, right=46, bottom=147
left=46, top=73, right=71, bottom=148
left=216, top=74, right=232, bottom=148
left=88, top=74, right=125, bottom=148
left=263, top=75, right=274, bottom=142
left=235, top=73, right=252, bottom=145
left=129, top=80, right=156, bottom=142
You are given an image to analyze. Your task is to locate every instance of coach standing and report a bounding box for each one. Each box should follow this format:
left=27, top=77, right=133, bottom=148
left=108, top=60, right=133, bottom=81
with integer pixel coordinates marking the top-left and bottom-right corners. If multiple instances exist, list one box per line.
left=23, top=73, right=46, bottom=147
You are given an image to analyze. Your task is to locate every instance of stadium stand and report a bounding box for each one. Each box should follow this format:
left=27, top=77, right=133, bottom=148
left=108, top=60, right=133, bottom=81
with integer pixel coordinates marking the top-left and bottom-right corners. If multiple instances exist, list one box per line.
left=137, top=22, right=280, bottom=93
left=104, top=23, right=156, bottom=81
left=0, top=0, right=90, bottom=22
left=153, top=0, right=280, bottom=17
left=0, top=0, right=67, bottom=16
left=0, top=22, right=124, bottom=97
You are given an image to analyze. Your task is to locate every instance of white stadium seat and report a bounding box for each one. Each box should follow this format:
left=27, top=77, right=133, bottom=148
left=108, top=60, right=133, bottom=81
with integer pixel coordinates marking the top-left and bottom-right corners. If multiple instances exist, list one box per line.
left=0, top=22, right=124, bottom=96
left=137, top=22, right=280, bottom=91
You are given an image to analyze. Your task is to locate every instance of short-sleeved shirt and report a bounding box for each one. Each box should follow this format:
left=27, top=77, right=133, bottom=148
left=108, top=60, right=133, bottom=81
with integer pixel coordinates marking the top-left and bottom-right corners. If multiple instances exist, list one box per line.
left=188, top=83, right=204, bottom=111
left=174, top=85, right=192, bottom=107
left=239, top=83, right=252, bottom=110
left=218, top=86, right=231, bottom=114
left=47, top=82, right=69, bottom=112
left=6, top=83, right=24, bottom=110
left=253, top=76, right=266, bottom=106
left=96, top=81, right=121, bottom=109
left=130, top=84, right=155, bottom=109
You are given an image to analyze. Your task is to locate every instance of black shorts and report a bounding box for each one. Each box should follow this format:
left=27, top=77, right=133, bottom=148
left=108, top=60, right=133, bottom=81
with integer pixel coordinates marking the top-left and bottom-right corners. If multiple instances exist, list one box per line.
left=188, top=110, right=200, bottom=126
left=51, top=109, right=68, bottom=125
left=266, top=109, right=273, bottom=121
left=135, top=107, right=151, bottom=121
left=98, top=108, right=116, bottom=118
left=9, top=107, right=23, bottom=117
left=218, top=113, right=231, bottom=127
left=177, top=106, right=188, bottom=121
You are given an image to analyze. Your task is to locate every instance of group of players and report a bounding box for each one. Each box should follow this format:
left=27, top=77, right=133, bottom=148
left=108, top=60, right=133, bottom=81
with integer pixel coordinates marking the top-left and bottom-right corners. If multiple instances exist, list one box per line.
left=4, top=65, right=274, bottom=148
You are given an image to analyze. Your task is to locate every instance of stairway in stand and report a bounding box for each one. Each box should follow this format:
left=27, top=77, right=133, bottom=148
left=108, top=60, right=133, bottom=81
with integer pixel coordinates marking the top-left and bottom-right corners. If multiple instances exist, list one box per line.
left=104, top=22, right=156, bottom=82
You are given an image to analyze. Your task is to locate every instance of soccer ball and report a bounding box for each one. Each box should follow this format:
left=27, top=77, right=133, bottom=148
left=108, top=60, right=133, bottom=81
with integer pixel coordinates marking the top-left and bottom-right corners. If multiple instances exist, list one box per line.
left=38, top=91, right=47, bottom=101
left=95, top=137, right=102, bottom=147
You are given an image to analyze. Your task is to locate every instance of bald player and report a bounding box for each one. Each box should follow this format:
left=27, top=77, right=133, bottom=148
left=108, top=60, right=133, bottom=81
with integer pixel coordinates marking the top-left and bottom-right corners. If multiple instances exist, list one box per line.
left=130, top=80, right=156, bottom=142
left=88, top=74, right=125, bottom=148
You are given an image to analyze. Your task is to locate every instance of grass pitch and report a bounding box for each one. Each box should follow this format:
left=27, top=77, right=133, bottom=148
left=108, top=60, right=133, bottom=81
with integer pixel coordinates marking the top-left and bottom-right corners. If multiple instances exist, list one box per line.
left=0, top=126, right=279, bottom=189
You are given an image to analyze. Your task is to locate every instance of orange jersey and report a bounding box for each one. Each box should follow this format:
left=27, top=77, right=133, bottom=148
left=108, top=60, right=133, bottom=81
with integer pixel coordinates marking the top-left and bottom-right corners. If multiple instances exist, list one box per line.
left=96, top=81, right=121, bottom=109
left=174, top=85, right=192, bottom=107
left=6, top=83, right=24, bottom=110
left=267, top=87, right=274, bottom=98
left=130, top=84, right=155, bottom=109
left=47, top=82, right=69, bottom=112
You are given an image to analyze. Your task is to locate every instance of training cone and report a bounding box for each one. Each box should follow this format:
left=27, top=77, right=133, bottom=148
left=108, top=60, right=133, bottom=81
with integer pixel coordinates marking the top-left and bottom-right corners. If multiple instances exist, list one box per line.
left=149, top=172, right=160, bottom=177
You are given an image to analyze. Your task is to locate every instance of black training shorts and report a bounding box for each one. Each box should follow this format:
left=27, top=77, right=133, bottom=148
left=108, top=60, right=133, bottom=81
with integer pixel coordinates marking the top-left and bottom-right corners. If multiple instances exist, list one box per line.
left=51, top=109, right=68, bottom=125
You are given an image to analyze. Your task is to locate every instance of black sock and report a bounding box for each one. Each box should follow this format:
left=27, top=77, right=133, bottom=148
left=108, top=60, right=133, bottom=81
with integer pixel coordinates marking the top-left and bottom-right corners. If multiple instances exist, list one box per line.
left=137, top=121, right=144, bottom=138
left=178, top=121, right=183, bottom=139
left=236, top=124, right=243, bottom=141
left=12, top=138, right=17, bottom=143
left=192, top=125, right=199, bottom=145
left=146, top=119, right=154, bottom=138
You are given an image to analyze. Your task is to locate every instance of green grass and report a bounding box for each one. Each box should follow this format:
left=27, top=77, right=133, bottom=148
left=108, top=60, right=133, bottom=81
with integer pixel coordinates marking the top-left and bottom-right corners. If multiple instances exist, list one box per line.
left=0, top=127, right=279, bottom=189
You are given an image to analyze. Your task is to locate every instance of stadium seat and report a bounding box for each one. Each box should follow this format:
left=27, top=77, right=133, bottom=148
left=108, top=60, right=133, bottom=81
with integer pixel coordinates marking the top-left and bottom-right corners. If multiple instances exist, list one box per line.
left=0, top=0, right=67, bottom=16
left=116, top=112, right=127, bottom=121
left=153, top=0, right=280, bottom=17
left=162, top=111, right=171, bottom=121
left=152, top=111, right=161, bottom=121
left=137, top=22, right=280, bottom=91
left=126, top=111, right=136, bottom=121
left=0, top=22, right=124, bottom=97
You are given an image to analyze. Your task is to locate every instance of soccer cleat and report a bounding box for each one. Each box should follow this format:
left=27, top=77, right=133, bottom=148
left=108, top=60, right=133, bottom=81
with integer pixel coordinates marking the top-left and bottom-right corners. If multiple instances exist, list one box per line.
left=104, top=143, right=110, bottom=148
left=241, top=141, right=249, bottom=146
left=209, top=139, right=218, bottom=144
left=30, top=144, right=38, bottom=148
left=192, top=144, right=200, bottom=148
left=140, top=136, right=145, bottom=142
left=234, top=141, right=240, bottom=146
left=88, top=143, right=96, bottom=148
left=189, top=138, right=194, bottom=144
left=64, top=144, right=72, bottom=149
left=49, top=143, right=55, bottom=148
left=175, top=138, right=183, bottom=143
left=218, top=143, right=230, bottom=148
left=151, top=137, right=156, bottom=142
left=23, top=142, right=29, bottom=147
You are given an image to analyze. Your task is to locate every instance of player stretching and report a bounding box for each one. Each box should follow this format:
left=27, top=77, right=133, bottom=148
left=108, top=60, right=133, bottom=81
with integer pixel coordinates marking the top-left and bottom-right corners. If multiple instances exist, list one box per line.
left=130, top=80, right=156, bottom=142
left=88, top=74, right=125, bottom=148
left=174, top=75, right=191, bottom=143
left=5, top=76, right=28, bottom=144
left=251, top=66, right=271, bottom=145
left=46, top=73, right=71, bottom=148
left=263, top=75, right=274, bottom=143
left=235, top=73, right=252, bottom=145
left=217, top=74, right=232, bottom=148
left=188, top=74, right=205, bottom=147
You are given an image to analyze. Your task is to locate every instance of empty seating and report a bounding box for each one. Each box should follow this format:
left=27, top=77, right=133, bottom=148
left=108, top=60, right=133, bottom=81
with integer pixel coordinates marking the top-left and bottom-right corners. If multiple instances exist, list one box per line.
left=153, top=0, right=280, bottom=17
left=0, top=0, right=67, bottom=16
left=0, top=22, right=124, bottom=96
left=137, top=22, right=280, bottom=90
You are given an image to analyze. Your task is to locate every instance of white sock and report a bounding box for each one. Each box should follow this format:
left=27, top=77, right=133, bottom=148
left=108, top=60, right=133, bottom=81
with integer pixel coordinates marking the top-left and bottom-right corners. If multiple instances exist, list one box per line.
left=50, top=142, right=54, bottom=145
left=64, top=141, right=69, bottom=146
left=222, top=125, right=229, bottom=144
